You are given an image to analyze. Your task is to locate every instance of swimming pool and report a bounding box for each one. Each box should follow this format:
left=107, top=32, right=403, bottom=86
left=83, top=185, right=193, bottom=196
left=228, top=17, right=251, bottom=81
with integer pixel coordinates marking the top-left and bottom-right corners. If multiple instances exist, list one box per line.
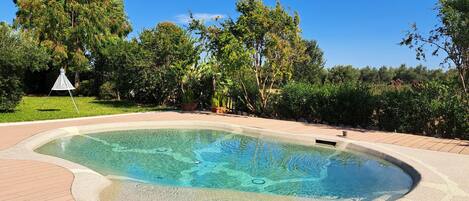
left=36, top=129, right=413, bottom=200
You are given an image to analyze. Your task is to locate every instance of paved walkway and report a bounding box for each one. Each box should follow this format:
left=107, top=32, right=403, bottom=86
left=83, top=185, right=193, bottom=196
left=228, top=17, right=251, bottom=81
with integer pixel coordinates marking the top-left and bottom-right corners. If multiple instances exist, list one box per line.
left=0, top=112, right=468, bottom=201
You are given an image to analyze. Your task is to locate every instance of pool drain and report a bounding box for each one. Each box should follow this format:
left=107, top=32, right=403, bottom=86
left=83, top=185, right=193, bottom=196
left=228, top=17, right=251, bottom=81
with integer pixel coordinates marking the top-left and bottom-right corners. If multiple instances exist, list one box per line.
left=252, top=178, right=266, bottom=185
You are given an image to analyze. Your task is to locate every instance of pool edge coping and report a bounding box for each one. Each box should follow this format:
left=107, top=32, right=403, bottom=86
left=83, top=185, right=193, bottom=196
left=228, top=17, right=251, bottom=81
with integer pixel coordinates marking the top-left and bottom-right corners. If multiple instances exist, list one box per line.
left=0, top=120, right=459, bottom=201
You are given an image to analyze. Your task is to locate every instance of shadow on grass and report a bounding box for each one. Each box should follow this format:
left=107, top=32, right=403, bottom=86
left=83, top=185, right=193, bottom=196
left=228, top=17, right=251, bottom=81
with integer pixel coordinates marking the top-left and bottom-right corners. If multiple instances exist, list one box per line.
left=91, top=100, right=176, bottom=111
left=37, top=109, right=61, bottom=112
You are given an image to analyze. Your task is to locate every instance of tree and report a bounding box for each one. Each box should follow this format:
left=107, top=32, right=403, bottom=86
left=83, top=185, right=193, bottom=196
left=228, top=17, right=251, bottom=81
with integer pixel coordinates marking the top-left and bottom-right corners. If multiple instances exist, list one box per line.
left=359, top=66, right=379, bottom=83
left=401, top=0, right=469, bottom=93
left=327, top=65, right=360, bottom=83
left=293, top=40, right=326, bottom=84
left=377, top=66, right=396, bottom=83
left=97, top=39, right=150, bottom=100
left=0, top=23, right=49, bottom=111
left=13, top=0, right=132, bottom=88
left=190, top=0, right=306, bottom=114
left=139, top=22, right=200, bottom=104
left=139, top=22, right=199, bottom=69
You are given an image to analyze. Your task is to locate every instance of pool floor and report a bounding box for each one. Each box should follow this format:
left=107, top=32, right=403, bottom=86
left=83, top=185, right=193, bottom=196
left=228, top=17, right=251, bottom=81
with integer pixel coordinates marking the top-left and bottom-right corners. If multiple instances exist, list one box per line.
left=36, top=129, right=413, bottom=200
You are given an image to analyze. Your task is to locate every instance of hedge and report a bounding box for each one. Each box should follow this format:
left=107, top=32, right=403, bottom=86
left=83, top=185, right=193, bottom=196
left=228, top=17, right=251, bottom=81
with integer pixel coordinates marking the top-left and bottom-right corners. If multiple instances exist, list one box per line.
left=275, top=82, right=469, bottom=139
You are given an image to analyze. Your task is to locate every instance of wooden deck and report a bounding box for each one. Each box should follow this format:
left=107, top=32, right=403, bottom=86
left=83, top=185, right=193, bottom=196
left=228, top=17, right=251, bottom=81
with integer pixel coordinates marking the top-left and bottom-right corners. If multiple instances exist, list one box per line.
left=0, top=160, right=74, bottom=201
left=0, top=112, right=468, bottom=200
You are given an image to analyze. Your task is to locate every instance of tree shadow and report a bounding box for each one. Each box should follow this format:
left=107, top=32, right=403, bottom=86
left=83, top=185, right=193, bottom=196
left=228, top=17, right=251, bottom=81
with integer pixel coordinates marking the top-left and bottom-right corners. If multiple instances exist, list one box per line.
left=91, top=100, right=137, bottom=108
left=91, top=100, right=176, bottom=111
left=37, top=109, right=61, bottom=112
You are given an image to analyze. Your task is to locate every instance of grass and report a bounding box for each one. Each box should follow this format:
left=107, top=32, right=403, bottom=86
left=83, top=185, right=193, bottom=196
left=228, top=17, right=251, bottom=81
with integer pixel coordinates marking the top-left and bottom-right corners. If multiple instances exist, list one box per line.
left=0, top=96, right=173, bottom=123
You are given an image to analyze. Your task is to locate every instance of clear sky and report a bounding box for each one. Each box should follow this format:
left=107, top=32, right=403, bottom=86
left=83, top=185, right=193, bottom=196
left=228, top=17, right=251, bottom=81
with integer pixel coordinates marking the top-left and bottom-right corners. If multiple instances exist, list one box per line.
left=0, top=0, right=445, bottom=68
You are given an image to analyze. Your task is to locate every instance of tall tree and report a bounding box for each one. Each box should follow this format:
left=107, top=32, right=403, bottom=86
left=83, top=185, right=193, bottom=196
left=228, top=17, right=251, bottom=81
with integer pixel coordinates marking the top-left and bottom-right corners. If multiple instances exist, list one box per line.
left=13, top=0, right=132, bottom=88
left=191, top=0, right=306, bottom=114
left=293, top=40, right=325, bottom=84
left=139, top=22, right=199, bottom=69
left=139, top=22, right=200, bottom=104
left=401, top=0, right=468, bottom=93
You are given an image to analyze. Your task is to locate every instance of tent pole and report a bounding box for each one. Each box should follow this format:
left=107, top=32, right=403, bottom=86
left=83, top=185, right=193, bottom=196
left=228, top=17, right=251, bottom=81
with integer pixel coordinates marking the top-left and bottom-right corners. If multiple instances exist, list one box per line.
left=68, top=89, right=79, bottom=114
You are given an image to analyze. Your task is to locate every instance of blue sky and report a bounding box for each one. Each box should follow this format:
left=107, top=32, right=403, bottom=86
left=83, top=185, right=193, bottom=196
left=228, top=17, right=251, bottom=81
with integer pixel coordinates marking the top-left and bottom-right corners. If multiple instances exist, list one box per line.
left=0, top=0, right=444, bottom=68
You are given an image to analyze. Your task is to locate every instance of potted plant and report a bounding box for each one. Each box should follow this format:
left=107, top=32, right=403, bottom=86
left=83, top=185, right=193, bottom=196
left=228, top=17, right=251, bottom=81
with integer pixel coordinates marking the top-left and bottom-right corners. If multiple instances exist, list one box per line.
left=211, top=92, right=229, bottom=114
left=178, top=63, right=205, bottom=112
left=181, top=89, right=198, bottom=111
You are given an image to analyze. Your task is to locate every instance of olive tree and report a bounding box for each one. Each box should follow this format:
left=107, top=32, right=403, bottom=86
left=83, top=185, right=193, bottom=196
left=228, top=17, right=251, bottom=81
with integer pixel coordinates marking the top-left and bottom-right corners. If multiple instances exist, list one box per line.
left=190, top=0, right=306, bottom=114
left=401, top=0, right=469, bottom=93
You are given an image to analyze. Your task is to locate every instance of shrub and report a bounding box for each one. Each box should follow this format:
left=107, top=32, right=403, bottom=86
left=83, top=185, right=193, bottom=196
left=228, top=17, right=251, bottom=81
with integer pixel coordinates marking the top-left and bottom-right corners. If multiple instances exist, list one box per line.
left=99, top=81, right=118, bottom=100
left=376, top=82, right=468, bottom=139
left=437, top=95, right=469, bottom=139
left=0, top=73, right=23, bottom=112
left=76, top=79, right=94, bottom=97
left=276, top=83, right=316, bottom=120
left=326, top=84, right=375, bottom=127
left=276, top=82, right=375, bottom=127
left=0, top=24, right=49, bottom=112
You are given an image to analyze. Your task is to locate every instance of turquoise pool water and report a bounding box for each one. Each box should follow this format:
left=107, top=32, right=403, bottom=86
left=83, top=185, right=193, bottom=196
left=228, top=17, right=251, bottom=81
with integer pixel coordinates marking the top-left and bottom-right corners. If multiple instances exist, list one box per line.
left=36, top=129, right=413, bottom=200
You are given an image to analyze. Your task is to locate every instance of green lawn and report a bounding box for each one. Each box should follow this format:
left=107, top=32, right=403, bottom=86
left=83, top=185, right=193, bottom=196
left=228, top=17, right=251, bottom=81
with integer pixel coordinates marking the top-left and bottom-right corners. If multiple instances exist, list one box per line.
left=0, top=96, right=172, bottom=123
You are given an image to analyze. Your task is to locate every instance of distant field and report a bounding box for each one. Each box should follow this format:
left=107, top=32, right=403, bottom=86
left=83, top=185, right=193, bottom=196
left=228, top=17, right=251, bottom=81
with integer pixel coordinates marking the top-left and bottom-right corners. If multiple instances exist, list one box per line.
left=0, top=96, right=171, bottom=123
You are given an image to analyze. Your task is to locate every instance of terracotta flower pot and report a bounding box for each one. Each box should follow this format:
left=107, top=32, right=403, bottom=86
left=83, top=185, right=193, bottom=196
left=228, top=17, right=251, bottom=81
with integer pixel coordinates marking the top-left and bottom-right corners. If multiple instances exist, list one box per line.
left=211, top=106, right=226, bottom=114
left=181, top=102, right=198, bottom=111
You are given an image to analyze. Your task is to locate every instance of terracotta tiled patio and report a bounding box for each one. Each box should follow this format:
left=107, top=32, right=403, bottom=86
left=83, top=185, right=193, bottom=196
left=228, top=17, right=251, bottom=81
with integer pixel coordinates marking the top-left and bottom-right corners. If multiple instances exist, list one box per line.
left=0, top=112, right=468, bottom=200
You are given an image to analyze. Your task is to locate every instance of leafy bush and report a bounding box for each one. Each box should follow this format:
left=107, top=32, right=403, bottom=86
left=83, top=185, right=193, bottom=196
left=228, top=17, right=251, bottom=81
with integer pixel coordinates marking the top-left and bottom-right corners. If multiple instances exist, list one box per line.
left=377, top=82, right=469, bottom=138
left=0, top=73, right=23, bottom=112
left=76, top=79, right=94, bottom=97
left=0, top=24, right=49, bottom=112
left=326, top=84, right=375, bottom=127
left=99, top=81, right=118, bottom=100
left=276, top=83, right=375, bottom=127
left=127, top=67, right=178, bottom=104
left=276, top=83, right=317, bottom=120
left=276, top=81, right=467, bottom=139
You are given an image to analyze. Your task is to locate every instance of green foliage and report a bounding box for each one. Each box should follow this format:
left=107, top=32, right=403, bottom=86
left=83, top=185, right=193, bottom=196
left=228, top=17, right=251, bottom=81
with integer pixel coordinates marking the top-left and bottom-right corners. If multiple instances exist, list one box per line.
left=182, top=89, right=196, bottom=104
left=14, top=0, right=132, bottom=86
left=99, top=81, right=118, bottom=100
left=276, top=83, right=375, bottom=127
left=140, top=22, right=199, bottom=68
left=401, top=0, right=469, bottom=93
left=377, top=82, right=469, bottom=138
left=76, top=79, right=94, bottom=97
left=351, top=65, right=457, bottom=85
left=276, top=83, right=318, bottom=120
left=135, top=23, right=199, bottom=105
left=277, top=81, right=468, bottom=139
left=94, top=39, right=148, bottom=101
left=212, top=91, right=232, bottom=109
left=179, top=63, right=212, bottom=106
left=327, top=65, right=360, bottom=83
left=293, top=40, right=326, bottom=84
left=0, top=23, right=49, bottom=112
left=96, top=23, right=201, bottom=106
left=190, top=0, right=306, bottom=114
left=327, top=84, right=376, bottom=127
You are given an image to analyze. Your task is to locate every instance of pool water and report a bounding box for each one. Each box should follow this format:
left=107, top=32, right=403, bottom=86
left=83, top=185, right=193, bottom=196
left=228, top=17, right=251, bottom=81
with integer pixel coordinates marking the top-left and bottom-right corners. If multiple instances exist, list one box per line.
left=36, top=129, right=413, bottom=200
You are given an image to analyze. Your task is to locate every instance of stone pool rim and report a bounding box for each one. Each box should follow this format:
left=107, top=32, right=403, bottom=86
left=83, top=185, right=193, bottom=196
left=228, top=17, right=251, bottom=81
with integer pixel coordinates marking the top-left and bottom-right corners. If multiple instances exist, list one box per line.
left=0, top=121, right=425, bottom=201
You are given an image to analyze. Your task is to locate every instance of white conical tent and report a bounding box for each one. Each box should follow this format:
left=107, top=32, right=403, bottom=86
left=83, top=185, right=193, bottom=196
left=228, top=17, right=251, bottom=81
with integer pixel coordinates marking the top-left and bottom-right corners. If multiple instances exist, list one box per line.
left=49, top=68, right=79, bottom=113
left=52, top=68, right=75, bottom=91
